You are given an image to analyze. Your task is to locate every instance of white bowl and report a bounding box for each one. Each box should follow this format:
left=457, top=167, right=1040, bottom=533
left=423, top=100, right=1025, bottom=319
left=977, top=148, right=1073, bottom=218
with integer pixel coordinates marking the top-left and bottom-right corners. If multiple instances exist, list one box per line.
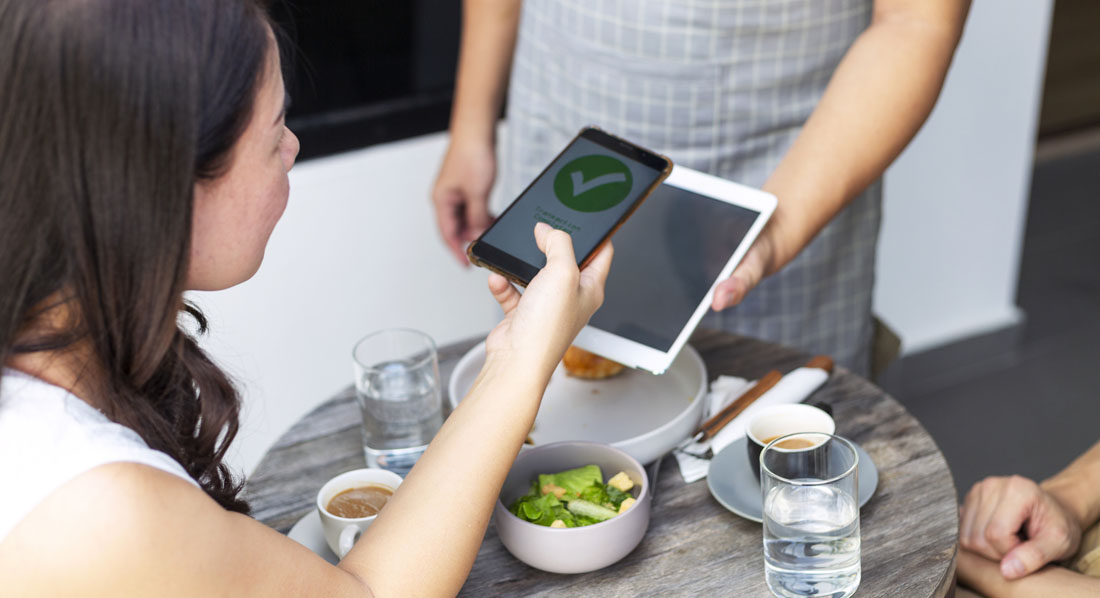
left=448, top=342, right=707, bottom=464
left=495, top=441, right=650, bottom=574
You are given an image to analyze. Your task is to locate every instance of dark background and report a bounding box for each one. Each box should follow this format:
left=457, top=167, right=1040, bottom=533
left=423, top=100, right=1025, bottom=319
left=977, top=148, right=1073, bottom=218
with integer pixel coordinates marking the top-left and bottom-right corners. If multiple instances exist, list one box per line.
left=270, top=0, right=462, bottom=160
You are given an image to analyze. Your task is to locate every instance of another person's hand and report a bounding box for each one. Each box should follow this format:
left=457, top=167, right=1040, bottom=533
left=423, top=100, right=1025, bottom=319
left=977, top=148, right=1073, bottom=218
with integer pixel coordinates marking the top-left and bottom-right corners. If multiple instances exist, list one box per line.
left=431, top=139, right=496, bottom=264
left=960, top=475, right=1083, bottom=580
left=711, top=219, right=784, bottom=311
left=484, top=223, right=612, bottom=378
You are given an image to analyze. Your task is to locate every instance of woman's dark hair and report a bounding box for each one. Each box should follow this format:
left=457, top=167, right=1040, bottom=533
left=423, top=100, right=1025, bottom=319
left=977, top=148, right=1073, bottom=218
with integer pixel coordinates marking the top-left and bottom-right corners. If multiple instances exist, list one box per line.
left=0, top=0, right=276, bottom=512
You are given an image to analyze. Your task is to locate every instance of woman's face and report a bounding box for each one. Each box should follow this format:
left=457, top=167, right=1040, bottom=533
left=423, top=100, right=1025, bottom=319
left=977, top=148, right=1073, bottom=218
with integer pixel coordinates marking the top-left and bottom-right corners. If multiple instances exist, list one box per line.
left=186, top=41, right=300, bottom=291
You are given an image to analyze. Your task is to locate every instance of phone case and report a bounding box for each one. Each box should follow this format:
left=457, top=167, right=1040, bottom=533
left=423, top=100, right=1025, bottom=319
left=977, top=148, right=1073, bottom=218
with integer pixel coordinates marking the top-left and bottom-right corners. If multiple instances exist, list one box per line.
left=468, top=126, right=673, bottom=285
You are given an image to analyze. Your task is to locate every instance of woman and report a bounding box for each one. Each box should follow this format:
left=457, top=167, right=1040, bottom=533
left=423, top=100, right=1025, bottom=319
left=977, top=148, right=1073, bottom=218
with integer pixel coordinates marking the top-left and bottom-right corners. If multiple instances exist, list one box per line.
left=432, top=0, right=970, bottom=376
left=0, top=1, right=610, bottom=595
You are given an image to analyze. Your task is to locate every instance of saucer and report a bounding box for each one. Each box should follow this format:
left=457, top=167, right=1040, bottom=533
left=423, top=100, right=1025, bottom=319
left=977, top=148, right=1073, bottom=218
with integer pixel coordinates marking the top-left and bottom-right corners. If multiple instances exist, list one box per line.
left=706, top=436, right=878, bottom=523
left=287, top=510, right=339, bottom=564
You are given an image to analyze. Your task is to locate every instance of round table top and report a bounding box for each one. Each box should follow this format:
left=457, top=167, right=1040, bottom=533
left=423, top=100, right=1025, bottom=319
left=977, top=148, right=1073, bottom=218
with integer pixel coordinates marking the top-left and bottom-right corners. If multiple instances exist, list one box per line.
left=245, top=329, right=958, bottom=597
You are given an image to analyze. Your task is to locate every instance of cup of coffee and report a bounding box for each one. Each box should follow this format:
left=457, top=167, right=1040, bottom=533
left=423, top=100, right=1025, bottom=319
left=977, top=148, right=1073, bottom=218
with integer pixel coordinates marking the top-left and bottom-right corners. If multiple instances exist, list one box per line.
left=745, top=403, right=835, bottom=480
left=317, top=468, right=404, bottom=558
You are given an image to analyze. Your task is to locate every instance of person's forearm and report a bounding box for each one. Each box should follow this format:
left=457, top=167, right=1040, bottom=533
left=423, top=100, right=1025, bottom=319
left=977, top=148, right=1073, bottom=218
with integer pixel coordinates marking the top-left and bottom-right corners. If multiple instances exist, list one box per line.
left=448, top=0, right=521, bottom=145
left=760, top=0, right=969, bottom=273
left=1043, top=440, right=1100, bottom=530
left=344, top=353, right=551, bottom=597
left=959, top=549, right=1100, bottom=598
left=1001, top=567, right=1100, bottom=598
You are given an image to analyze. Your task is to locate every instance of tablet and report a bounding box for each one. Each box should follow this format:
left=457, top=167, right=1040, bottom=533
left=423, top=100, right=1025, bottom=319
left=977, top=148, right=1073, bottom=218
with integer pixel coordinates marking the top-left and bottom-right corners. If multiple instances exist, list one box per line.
left=570, top=165, right=776, bottom=374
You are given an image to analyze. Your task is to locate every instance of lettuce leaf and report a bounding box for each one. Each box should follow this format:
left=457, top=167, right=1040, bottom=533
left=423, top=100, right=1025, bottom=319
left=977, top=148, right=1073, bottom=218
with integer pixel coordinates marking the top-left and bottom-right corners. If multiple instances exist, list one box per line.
left=537, top=465, right=603, bottom=497
left=578, top=482, right=611, bottom=506
left=509, top=489, right=576, bottom=527
left=508, top=464, right=636, bottom=528
left=606, top=485, right=630, bottom=508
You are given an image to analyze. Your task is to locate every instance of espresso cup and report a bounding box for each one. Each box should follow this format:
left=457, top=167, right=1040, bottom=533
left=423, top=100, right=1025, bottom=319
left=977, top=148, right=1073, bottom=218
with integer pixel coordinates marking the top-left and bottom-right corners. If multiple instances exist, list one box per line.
left=745, top=403, right=835, bottom=480
left=317, top=468, right=404, bottom=558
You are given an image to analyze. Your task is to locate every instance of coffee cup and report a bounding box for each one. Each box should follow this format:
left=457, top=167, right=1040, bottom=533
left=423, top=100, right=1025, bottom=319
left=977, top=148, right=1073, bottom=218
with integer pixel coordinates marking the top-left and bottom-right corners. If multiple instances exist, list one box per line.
left=317, top=468, right=404, bottom=558
left=745, top=403, right=835, bottom=480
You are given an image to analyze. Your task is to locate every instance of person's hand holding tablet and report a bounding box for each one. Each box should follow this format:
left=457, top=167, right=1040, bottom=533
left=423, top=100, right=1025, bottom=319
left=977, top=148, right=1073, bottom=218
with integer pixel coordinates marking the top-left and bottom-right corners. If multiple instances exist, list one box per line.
left=573, top=165, right=776, bottom=374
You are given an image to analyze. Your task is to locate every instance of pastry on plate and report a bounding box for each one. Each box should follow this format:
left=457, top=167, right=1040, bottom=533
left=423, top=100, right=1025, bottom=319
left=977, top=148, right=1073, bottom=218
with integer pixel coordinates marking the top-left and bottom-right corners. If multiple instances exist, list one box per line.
left=562, top=345, right=626, bottom=380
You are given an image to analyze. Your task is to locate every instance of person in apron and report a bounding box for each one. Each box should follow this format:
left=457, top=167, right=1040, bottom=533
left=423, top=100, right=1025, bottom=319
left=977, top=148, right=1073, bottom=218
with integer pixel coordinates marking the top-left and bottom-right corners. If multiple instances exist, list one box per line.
left=433, top=0, right=970, bottom=376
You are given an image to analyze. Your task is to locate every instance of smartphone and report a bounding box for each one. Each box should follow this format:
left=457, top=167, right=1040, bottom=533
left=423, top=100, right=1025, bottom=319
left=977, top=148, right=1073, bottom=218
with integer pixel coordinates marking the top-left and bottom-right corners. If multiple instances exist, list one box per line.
left=467, top=127, right=672, bottom=285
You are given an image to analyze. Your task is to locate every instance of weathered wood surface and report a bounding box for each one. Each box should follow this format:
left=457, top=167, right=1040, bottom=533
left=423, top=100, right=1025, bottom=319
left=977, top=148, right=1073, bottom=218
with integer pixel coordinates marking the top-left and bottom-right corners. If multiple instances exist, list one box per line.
left=246, top=330, right=958, bottom=597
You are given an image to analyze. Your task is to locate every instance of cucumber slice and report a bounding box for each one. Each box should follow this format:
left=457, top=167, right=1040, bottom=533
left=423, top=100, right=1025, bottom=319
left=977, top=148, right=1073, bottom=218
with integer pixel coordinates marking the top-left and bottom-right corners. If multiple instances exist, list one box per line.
left=565, top=498, right=618, bottom=522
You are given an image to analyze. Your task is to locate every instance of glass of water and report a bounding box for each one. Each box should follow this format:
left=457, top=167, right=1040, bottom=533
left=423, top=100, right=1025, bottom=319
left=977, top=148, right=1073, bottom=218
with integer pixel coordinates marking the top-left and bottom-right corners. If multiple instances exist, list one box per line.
left=761, top=432, right=860, bottom=598
left=352, top=329, right=443, bottom=476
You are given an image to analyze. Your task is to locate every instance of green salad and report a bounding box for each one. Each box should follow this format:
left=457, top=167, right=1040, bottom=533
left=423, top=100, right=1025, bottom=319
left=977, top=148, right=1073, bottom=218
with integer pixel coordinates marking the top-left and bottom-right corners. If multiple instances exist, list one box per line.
left=508, top=465, right=638, bottom=528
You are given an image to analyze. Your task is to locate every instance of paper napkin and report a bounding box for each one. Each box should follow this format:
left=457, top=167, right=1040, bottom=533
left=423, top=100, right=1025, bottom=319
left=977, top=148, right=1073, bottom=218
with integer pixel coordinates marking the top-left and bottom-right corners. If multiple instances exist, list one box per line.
left=674, top=366, right=830, bottom=483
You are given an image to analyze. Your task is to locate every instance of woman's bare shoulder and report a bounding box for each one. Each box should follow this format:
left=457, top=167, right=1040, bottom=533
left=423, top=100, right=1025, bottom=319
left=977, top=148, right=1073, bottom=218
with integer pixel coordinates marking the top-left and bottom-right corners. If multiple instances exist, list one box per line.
left=0, top=462, right=365, bottom=597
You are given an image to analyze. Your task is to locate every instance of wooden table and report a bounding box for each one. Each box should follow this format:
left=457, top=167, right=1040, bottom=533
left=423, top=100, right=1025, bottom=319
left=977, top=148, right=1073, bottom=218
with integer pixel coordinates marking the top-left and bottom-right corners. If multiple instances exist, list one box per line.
left=246, top=329, right=958, bottom=597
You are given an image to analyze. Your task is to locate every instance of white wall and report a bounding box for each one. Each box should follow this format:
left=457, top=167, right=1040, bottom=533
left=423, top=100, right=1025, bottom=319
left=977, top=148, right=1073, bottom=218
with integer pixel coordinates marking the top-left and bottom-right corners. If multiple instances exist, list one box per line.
left=188, top=134, right=502, bottom=475
left=198, top=0, right=1054, bottom=476
left=875, top=0, right=1054, bottom=352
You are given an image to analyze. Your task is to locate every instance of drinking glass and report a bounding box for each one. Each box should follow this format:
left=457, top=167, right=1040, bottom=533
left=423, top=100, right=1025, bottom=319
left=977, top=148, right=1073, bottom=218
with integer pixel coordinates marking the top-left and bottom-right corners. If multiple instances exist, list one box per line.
left=761, top=432, right=860, bottom=598
left=352, top=328, right=443, bottom=475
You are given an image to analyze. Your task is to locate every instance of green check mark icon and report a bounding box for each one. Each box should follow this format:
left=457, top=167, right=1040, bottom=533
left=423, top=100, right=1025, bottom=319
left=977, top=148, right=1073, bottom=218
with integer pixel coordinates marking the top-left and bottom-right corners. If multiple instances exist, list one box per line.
left=553, top=154, right=633, bottom=212
left=570, top=171, right=628, bottom=196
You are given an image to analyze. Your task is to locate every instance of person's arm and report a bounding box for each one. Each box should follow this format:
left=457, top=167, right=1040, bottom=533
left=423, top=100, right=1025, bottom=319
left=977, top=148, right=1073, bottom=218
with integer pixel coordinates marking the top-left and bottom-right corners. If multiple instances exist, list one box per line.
left=959, top=474, right=1082, bottom=579
left=712, top=0, right=971, bottom=310
left=959, top=548, right=1100, bottom=598
left=1042, top=440, right=1100, bottom=531
left=0, top=224, right=611, bottom=598
left=349, top=225, right=611, bottom=595
left=431, top=0, right=521, bottom=264
left=958, top=440, right=1100, bottom=580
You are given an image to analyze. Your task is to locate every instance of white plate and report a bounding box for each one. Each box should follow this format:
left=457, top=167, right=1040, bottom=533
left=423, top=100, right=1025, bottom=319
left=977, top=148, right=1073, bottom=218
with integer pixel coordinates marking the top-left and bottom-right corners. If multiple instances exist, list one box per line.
left=287, top=511, right=339, bottom=564
left=448, top=342, right=707, bottom=465
left=706, top=436, right=879, bottom=523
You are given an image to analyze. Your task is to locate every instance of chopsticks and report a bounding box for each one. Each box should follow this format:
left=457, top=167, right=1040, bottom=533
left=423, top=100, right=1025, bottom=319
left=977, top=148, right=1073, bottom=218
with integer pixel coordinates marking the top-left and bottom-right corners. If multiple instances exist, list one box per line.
left=694, top=370, right=782, bottom=441
left=687, top=354, right=836, bottom=444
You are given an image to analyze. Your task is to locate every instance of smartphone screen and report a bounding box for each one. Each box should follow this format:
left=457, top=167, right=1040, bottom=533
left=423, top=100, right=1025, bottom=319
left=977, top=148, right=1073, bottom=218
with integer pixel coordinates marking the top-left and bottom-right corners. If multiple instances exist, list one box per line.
left=470, top=128, right=669, bottom=284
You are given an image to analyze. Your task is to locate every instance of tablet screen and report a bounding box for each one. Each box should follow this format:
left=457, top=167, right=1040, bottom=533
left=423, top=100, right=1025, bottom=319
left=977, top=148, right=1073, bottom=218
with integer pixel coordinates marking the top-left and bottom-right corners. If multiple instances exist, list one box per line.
left=589, top=183, right=761, bottom=351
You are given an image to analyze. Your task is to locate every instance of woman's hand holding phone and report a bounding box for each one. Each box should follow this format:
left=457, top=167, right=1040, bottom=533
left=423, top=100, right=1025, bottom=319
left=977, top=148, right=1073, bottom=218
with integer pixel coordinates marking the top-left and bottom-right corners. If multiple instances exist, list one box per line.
left=484, top=222, right=613, bottom=381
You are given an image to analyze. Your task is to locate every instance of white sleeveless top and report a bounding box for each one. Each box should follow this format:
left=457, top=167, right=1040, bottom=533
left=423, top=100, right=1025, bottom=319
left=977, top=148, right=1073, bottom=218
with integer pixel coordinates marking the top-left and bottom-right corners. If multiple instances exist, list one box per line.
left=0, top=368, right=199, bottom=542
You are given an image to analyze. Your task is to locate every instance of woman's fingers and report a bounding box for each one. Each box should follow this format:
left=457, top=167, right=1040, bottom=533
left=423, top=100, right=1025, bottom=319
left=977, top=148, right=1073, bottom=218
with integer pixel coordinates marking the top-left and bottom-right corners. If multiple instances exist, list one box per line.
left=488, top=273, right=521, bottom=315
left=532, top=223, right=611, bottom=316
left=534, top=222, right=578, bottom=272
left=579, top=241, right=613, bottom=307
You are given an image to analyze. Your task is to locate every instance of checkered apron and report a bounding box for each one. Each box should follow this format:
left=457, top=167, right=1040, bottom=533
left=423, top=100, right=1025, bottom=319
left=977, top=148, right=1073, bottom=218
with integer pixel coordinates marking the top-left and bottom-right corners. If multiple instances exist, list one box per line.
left=500, top=0, right=880, bottom=375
